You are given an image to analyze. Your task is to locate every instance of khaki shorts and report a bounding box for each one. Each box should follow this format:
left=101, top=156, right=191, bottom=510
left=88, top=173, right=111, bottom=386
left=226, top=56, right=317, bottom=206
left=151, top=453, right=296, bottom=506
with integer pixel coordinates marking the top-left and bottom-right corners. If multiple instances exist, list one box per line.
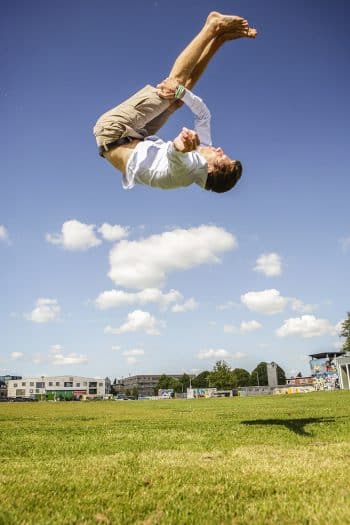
left=93, top=84, right=172, bottom=151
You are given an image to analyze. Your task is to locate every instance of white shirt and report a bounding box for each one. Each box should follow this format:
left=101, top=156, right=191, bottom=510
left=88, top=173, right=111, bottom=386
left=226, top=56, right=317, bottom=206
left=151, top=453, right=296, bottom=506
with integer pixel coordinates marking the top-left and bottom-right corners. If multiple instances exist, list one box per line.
left=124, top=89, right=212, bottom=190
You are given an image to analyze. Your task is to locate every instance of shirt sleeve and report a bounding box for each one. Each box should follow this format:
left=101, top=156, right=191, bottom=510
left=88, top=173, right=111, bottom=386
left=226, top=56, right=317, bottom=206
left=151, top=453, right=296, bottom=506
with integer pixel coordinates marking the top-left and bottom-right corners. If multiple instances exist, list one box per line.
left=166, top=142, right=209, bottom=188
left=181, top=89, right=212, bottom=146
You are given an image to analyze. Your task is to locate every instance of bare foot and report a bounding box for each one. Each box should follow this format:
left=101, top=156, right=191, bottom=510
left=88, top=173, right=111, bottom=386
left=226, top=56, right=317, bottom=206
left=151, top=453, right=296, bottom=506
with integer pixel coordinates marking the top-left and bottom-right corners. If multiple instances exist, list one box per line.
left=223, top=26, right=258, bottom=41
left=246, top=27, right=257, bottom=38
left=206, top=11, right=249, bottom=35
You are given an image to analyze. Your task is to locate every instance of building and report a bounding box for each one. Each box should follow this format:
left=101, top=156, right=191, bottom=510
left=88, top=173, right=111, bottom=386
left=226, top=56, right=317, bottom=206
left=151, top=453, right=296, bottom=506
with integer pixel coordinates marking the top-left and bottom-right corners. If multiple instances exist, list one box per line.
left=0, top=375, right=22, bottom=399
left=116, top=375, right=185, bottom=397
left=0, top=381, right=7, bottom=399
left=335, top=353, right=350, bottom=389
left=309, top=351, right=344, bottom=390
left=238, top=386, right=273, bottom=396
left=0, top=374, right=22, bottom=384
left=7, top=376, right=111, bottom=400
left=267, top=362, right=278, bottom=387
left=286, top=376, right=314, bottom=386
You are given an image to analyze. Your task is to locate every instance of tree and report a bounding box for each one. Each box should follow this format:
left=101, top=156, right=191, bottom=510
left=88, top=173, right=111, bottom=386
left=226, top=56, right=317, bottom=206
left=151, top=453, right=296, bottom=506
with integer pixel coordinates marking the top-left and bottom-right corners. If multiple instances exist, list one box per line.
left=131, top=387, right=139, bottom=399
left=191, top=371, right=210, bottom=388
left=210, top=361, right=236, bottom=389
left=177, top=374, right=191, bottom=393
left=154, top=375, right=180, bottom=394
left=250, top=362, right=268, bottom=386
left=232, top=368, right=250, bottom=387
left=277, top=365, right=286, bottom=385
left=340, top=312, right=350, bottom=353
left=154, top=374, right=172, bottom=392
left=250, top=362, right=286, bottom=386
left=110, top=378, right=118, bottom=395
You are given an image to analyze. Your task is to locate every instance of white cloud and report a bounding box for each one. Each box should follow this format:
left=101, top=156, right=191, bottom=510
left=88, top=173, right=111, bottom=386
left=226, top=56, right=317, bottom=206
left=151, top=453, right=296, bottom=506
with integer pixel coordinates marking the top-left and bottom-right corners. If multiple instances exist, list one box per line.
left=11, top=352, right=24, bottom=360
left=95, top=288, right=182, bottom=310
left=46, top=220, right=101, bottom=251
left=111, top=345, right=121, bottom=351
left=196, top=349, right=246, bottom=360
left=32, top=354, right=44, bottom=364
left=105, top=310, right=164, bottom=336
left=332, top=341, right=343, bottom=350
left=241, top=289, right=288, bottom=315
left=240, top=320, right=262, bottom=333
left=289, top=298, right=316, bottom=314
left=276, top=315, right=335, bottom=338
left=217, top=301, right=239, bottom=311
left=50, top=344, right=63, bottom=353
left=241, top=290, right=314, bottom=316
left=334, top=320, right=344, bottom=335
left=196, top=348, right=230, bottom=360
left=52, top=353, right=88, bottom=365
left=26, top=298, right=60, bottom=323
left=122, top=348, right=145, bottom=357
left=0, top=225, right=9, bottom=243
left=172, top=298, right=198, bottom=313
left=224, top=324, right=236, bottom=333
left=122, top=348, right=144, bottom=366
left=340, top=236, right=350, bottom=252
left=98, top=223, right=129, bottom=242
left=232, top=352, right=247, bottom=359
left=254, top=252, right=282, bottom=277
left=108, top=225, right=236, bottom=289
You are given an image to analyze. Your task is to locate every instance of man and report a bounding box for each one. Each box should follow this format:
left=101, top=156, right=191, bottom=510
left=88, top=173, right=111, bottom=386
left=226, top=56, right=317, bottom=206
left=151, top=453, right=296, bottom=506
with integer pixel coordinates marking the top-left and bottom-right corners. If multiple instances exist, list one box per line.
left=93, top=12, right=257, bottom=193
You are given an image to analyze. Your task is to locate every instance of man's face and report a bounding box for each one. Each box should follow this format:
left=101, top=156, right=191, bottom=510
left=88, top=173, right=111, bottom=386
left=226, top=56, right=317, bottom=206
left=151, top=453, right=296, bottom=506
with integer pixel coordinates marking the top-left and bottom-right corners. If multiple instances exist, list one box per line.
left=198, top=145, right=235, bottom=171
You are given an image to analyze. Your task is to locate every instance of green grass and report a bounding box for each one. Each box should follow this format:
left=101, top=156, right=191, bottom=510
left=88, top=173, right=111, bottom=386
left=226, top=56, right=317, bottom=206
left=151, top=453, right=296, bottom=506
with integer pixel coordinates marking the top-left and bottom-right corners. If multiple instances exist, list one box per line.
left=1, top=391, right=350, bottom=525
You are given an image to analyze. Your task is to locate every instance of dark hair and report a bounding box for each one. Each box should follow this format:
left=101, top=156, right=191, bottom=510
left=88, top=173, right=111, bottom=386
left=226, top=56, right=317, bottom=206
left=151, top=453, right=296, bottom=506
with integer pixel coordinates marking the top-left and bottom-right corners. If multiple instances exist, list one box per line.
left=205, top=160, right=243, bottom=193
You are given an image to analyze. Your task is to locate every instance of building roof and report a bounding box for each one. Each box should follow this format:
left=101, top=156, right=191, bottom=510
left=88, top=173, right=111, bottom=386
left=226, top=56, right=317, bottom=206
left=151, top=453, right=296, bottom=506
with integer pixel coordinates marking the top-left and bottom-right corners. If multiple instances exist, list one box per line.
left=308, top=351, right=345, bottom=359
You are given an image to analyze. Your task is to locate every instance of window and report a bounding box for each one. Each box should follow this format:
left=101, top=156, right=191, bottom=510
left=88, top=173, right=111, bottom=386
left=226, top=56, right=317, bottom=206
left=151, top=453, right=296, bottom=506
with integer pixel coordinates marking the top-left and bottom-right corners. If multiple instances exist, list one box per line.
left=13, top=383, right=18, bottom=388
left=89, top=382, right=97, bottom=387
left=22, top=382, right=26, bottom=387
left=99, top=383, right=103, bottom=387
left=64, top=382, right=73, bottom=388
left=36, top=382, right=44, bottom=388
left=49, top=382, right=53, bottom=386
left=29, top=389, right=33, bottom=393
left=76, top=383, right=80, bottom=387
left=56, top=382, right=60, bottom=386
left=16, top=389, right=25, bottom=397
left=30, top=382, right=34, bottom=387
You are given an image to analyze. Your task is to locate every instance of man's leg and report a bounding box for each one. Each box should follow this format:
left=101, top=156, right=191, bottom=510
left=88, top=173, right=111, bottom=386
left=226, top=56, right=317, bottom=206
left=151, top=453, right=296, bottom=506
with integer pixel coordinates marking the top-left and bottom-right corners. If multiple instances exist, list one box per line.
left=184, top=26, right=257, bottom=90
left=144, top=15, right=256, bottom=135
left=168, top=12, right=249, bottom=85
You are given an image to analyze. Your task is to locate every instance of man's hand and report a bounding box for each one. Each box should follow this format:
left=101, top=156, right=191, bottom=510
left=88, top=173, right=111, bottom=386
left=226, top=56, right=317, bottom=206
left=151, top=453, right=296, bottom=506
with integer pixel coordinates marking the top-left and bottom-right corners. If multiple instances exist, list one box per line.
left=173, top=127, right=200, bottom=152
left=156, top=77, right=181, bottom=99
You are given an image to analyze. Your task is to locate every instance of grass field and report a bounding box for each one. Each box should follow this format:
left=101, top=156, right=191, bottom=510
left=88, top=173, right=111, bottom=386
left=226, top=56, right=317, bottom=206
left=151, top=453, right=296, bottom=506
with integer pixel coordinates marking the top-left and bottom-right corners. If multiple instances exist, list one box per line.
left=1, top=391, right=350, bottom=525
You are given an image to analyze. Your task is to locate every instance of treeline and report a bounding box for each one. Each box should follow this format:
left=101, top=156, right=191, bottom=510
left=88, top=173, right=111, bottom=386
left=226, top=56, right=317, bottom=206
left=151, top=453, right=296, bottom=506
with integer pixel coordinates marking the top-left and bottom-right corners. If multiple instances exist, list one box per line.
left=155, top=360, right=287, bottom=394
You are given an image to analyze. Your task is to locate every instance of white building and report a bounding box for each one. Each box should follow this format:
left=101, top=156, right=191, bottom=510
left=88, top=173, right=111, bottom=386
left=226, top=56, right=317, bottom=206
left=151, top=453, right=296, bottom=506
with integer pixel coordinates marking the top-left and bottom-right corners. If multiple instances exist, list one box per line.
left=7, top=375, right=110, bottom=399
left=336, top=354, right=350, bottom=389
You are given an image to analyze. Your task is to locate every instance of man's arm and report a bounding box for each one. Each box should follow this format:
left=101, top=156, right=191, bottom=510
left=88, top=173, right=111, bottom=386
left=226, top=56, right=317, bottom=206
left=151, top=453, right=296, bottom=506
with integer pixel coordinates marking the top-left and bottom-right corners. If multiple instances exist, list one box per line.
left=173, top=127, right=200, bottom=152
left=157, top=78, right=212, bottom=146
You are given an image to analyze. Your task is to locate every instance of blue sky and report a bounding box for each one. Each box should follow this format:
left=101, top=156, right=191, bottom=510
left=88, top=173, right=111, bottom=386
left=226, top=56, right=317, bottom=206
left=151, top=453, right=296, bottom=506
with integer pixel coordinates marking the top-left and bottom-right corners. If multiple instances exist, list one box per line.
left=1, top=0, right=349, bottom=380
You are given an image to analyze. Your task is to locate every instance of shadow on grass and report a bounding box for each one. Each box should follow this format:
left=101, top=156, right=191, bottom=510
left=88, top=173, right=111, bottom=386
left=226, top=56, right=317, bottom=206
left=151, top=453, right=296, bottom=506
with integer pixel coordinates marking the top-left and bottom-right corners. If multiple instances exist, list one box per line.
left=241, top=417, right=335, bottom=436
